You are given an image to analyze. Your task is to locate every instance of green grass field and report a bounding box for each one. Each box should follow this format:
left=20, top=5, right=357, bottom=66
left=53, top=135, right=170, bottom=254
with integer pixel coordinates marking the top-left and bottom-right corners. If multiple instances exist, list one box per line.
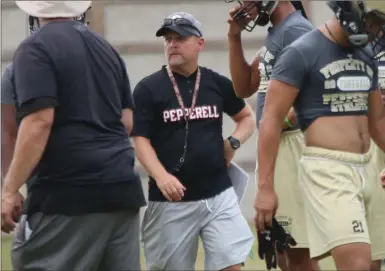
left=1, top=228, right=339, bottom=271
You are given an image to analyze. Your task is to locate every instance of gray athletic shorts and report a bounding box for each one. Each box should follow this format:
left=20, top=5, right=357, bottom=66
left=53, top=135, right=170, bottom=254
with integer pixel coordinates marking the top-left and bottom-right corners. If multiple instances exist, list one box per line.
left=141, top=187, right=254, bottom=270
left=11, top=209, right=141, bottom=271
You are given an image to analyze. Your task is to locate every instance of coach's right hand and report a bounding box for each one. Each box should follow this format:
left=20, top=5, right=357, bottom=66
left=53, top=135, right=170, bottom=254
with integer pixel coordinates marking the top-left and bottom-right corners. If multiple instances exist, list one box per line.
left=381, top=168, right=385, bottom=188
left=155, top=173, right=186, bottom=201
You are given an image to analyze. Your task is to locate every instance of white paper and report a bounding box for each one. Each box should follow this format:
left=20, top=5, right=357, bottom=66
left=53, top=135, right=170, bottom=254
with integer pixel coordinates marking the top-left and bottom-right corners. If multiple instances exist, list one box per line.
left=228, top=162, right=249, bottom=204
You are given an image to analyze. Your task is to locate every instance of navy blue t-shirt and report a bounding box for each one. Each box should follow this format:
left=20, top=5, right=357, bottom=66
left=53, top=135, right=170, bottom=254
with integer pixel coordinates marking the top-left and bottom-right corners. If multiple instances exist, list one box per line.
left=13, top=20, right=146, bottom=215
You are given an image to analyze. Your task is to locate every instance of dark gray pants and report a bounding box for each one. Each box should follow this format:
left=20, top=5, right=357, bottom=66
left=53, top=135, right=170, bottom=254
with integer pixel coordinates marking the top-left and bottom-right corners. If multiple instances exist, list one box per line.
left=12, top=210, right=141, bottom=271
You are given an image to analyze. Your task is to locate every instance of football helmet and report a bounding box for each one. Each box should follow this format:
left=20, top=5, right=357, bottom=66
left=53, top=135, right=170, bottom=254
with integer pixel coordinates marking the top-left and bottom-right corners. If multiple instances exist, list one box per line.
left=327, top=0, right=385, bottom=52
left=225, top=1, right=307, bottom=32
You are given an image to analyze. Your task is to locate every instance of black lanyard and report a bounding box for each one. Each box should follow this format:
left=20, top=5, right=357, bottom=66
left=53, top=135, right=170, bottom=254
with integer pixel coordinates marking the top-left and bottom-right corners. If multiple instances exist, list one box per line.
left=166, top=65, right=201, bottom=172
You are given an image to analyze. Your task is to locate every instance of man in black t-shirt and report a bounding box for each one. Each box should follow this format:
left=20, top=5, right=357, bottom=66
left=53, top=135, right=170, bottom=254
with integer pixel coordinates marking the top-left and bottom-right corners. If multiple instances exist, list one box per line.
left=1, top=2, right=145, bottom=270
left=132, top=12, right=256, bottom=271
left=1, top=1, right=90, bottom=213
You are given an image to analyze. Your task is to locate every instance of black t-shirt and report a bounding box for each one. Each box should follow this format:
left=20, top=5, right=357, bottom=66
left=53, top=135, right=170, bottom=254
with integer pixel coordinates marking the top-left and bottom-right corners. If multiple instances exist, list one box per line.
left=132, top=66, right=246, bottom=201
left=13, top=20, right=146, bottom=215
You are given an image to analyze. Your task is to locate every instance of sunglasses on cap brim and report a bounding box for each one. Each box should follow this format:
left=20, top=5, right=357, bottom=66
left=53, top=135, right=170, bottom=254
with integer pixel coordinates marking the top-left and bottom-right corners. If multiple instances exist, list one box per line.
left=161, top=18, right=202, bottom=37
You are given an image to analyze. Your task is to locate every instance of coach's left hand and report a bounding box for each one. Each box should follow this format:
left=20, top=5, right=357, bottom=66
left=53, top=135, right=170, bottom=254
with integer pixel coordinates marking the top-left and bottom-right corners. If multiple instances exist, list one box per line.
left=224, top=139, right=236, bottom=167
left=254, top=187, right=278, bottom=232
left=381, top=168, right=385, bottom=188
left=1, top=191, right=24, bottom=233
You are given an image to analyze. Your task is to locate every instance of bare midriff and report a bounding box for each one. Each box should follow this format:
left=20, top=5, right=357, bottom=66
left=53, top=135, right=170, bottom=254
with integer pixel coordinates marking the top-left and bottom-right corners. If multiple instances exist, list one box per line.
left=304, top=115, right=370, bottom=154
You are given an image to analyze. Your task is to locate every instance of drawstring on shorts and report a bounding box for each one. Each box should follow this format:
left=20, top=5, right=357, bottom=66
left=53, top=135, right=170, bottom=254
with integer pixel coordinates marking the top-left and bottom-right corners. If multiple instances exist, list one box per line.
left=201, top=199, right=213, bottom=213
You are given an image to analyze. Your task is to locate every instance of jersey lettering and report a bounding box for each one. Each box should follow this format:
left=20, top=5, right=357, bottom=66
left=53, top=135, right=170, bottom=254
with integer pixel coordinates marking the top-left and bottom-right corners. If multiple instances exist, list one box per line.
left=320, top=59, right=374, bottom=80
left=352, top=220, right=365, bottom=233
left=319, top=58, right=374, bottom=114
left=163, top=105, right=220, bottom=123
left=261, top=47, right=275, bottom=64
left=322, top=92, right=368, bottom=113
left=379, top=66, right=385, bottom=90
left=336, top=76, right=371, bottom=92
left=258, top=47, right=275, bottom=93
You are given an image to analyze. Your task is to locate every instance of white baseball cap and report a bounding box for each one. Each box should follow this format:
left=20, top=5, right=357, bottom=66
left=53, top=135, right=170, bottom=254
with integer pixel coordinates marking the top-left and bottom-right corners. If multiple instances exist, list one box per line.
left=15, top=1, right=91, bottom=18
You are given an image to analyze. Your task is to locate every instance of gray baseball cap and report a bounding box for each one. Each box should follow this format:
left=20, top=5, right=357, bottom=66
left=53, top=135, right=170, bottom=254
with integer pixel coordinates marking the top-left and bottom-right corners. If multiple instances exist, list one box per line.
left=156, top=12, right=203, bottom=37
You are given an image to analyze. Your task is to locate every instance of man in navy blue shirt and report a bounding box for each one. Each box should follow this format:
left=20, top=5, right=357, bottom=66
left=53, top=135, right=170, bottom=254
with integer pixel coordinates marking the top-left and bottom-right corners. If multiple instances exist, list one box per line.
left=1, top=2, right=145, bottom=270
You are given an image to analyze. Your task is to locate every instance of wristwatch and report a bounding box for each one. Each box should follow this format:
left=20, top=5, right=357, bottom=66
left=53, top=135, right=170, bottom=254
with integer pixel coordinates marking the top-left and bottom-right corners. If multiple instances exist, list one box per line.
left=227, top=136, right=241, bottom=150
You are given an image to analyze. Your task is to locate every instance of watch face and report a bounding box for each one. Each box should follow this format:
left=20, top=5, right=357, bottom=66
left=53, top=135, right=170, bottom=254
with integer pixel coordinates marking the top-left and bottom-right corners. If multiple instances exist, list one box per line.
left=230, top=137, right=240, bottom=149
left=233, top=141, right=240, bottom=149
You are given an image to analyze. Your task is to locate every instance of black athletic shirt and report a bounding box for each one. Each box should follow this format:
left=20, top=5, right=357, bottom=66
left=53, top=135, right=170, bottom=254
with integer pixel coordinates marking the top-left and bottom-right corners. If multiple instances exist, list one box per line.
left=270, top=29, right=378, bottom=131
left=132, top=66, right=246, bottom=201
left=13, top=20, right=146, bottom=215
